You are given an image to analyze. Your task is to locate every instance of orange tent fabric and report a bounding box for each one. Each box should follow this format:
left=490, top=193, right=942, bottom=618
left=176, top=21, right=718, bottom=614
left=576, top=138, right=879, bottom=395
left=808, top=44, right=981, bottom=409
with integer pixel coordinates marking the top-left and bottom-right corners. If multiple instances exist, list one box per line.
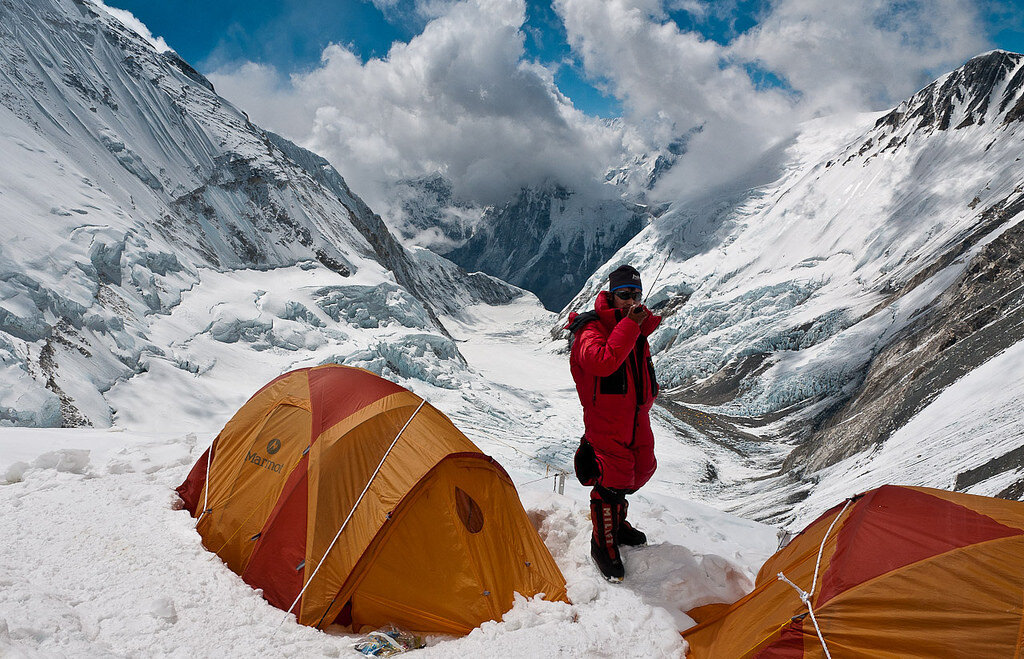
left=682, top=485, right=1024, bottom=657
left=176, top=364, right=568, bottom=634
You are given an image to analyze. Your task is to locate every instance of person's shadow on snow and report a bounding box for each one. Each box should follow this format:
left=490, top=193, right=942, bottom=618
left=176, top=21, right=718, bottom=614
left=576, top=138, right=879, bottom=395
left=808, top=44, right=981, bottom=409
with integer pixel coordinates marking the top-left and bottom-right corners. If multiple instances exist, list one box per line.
left=618, top=542, right=753, bottom=631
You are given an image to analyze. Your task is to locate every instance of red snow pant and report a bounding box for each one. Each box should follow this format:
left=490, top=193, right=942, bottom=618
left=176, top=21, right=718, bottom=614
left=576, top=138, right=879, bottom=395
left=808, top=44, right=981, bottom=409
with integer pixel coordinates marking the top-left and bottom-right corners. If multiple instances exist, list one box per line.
left=587, top=403, right=656, bottom=492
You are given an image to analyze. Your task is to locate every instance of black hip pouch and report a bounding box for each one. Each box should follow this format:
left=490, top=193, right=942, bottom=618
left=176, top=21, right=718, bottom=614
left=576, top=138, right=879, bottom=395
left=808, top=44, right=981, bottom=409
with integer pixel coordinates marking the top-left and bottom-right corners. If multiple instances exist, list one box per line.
left=574, top=436, right=601, bottom=486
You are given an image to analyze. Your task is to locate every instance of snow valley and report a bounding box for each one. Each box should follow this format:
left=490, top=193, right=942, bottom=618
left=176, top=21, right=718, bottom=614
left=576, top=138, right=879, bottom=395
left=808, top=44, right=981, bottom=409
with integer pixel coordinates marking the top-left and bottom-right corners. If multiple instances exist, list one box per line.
left=1, top=0, right=1024, bottom=656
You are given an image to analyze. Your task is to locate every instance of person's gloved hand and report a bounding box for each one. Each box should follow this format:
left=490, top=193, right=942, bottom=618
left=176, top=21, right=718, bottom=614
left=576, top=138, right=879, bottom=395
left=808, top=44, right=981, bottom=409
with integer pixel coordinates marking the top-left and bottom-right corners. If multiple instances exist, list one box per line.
left=627, top=304, right=650, bottom=325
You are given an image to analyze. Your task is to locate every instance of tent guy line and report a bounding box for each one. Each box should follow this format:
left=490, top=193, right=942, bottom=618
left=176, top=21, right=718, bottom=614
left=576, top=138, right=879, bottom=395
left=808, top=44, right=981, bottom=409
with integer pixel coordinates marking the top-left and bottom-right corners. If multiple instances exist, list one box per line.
left=775, top=498, right=852, bottom=659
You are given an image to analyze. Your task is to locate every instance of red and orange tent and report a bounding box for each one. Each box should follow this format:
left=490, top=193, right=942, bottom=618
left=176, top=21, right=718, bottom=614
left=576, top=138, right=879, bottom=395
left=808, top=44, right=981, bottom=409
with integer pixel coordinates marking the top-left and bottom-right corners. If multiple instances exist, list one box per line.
left=683, top=485, right=1024, bottom=657
left=177, top=364, right=568, bottom=635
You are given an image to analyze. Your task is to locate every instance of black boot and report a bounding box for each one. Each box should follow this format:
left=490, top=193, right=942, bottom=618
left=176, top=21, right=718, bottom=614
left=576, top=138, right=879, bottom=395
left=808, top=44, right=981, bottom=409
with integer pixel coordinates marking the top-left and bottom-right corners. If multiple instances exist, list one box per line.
left=590, top=497, right=624, bottom=582
left=616, top=500, right=648, bottom=547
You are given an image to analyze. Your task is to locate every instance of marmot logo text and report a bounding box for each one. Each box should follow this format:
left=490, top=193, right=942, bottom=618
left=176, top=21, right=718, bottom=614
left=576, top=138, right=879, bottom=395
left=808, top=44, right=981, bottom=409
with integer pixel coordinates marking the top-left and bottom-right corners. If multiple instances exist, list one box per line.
left=246, top=450, right=284, bottom=473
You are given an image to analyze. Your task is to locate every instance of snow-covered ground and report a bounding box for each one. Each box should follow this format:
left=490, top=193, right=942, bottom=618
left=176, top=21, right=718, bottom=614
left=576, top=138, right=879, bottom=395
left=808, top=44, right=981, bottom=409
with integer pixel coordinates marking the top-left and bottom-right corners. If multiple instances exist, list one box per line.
left=2, top=3, right=1022, bottom=654
left=0, top=297, right=778, bottom=658
left=786, top=336, right=1024, bottom=528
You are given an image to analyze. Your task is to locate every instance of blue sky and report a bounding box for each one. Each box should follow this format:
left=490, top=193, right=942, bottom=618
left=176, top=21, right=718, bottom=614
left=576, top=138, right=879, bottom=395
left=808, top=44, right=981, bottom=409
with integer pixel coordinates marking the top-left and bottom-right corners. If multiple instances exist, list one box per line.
left=104, top=0, right=1024, bottom=119
left=105, top=0, right=624, bottom=116
left=102, top=0, right=1024, bottom=207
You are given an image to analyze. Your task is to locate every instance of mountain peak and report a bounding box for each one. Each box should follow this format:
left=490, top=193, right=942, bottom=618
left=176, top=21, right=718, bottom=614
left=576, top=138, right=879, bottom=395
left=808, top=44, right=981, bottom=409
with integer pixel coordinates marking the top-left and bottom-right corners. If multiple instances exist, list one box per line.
left=874, top=50, right=1024, bottom=134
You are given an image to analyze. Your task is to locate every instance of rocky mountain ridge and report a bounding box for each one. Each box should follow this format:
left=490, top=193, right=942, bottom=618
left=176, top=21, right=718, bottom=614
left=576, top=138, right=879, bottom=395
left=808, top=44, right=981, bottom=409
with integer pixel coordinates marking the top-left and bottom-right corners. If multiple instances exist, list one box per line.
left=445, top=182, right=652, bottom=310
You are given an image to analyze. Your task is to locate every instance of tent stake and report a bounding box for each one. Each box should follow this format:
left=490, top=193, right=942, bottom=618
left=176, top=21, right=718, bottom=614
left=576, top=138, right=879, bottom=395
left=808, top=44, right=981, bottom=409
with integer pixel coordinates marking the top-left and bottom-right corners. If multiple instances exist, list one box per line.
left=555, top=472, right=565, bottom=495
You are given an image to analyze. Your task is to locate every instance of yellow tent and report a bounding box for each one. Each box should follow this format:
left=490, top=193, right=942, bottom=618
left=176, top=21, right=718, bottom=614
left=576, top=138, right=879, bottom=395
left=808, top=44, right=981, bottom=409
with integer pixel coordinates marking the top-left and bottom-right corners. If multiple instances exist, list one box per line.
left=177, top=364, right=569, bottom=634
left=683, top=485, right=1024, bottom=657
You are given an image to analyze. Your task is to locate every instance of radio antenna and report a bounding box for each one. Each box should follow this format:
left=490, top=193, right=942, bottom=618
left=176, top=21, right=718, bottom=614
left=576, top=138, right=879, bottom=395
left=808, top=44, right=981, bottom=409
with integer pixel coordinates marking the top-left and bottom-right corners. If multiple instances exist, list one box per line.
left=643, top=245, right=674, bottom=307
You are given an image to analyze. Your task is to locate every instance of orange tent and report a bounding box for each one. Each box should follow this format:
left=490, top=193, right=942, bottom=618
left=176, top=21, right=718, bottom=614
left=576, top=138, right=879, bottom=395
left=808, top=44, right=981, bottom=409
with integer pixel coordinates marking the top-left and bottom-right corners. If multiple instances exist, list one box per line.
left=176, top=364, right=568, bottom=634
left=683, top=485, right=1024, bottom=657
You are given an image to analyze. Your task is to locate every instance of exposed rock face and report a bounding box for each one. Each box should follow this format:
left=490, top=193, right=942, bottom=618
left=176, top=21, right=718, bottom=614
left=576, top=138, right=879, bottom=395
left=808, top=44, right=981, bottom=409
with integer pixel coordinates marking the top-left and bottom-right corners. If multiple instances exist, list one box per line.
left=873, top=51, right=1024, bottom=134
left=793, top=198, right=1024, bottom=474
left=447, top=184, right=650, bottom=310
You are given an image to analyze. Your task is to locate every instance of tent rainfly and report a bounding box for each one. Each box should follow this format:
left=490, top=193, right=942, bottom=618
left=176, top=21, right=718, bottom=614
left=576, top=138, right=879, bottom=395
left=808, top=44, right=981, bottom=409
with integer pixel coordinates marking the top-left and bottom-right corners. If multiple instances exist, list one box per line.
left=177, top=364, right=569, bottom=635
left=683, top=484, right=1024, bottom=657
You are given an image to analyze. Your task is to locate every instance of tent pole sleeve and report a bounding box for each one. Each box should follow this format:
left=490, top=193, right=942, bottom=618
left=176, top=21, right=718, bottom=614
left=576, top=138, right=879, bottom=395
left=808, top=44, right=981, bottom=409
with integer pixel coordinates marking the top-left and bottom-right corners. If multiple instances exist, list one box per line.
left=811, top=499, right=851, bottom=595
left=196, top=438, right=215, bottom=527
left=283, top=398, right=427, bottom=621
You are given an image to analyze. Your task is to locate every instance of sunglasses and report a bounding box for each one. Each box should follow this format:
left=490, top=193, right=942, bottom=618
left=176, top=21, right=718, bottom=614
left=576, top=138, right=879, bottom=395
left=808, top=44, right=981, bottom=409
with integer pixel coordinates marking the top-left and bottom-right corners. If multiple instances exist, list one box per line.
left=614, top=289, right=642, bottom=301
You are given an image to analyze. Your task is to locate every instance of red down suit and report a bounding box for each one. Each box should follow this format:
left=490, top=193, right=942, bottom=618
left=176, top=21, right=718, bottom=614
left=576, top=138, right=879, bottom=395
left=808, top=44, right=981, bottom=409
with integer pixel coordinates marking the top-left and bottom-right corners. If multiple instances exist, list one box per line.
left=567, top=291, right=661, bottom=491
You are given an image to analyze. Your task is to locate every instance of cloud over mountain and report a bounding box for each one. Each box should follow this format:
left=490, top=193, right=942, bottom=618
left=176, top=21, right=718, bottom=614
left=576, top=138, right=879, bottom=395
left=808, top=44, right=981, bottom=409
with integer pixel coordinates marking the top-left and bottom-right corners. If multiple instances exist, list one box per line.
left=209, top=0, right=627, bottom=208
left=555, top=0, right=989, bottom=198
left=208, top=0, right=992, bottom=206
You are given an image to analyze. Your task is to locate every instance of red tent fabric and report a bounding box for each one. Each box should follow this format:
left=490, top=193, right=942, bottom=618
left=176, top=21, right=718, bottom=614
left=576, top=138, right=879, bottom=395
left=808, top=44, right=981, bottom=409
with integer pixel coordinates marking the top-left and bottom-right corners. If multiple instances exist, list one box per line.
left=683, top=485, right=1024, bottom=657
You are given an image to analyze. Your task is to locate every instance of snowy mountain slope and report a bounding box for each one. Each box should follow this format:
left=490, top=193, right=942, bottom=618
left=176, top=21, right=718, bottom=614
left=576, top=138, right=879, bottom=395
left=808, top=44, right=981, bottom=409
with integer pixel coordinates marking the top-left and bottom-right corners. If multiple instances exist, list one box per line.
left=0, top=0, right=519, bottom=428
left=0, top=293, right=779, bottom=657
left=377, top=132, right=697, bottom=313
left=786, top=334, right=1024, bottom=529
left=381, top=175, right=658, bottom=312
left=382, top=174, right=482, bottom=253
left=561, top=51, right=1024, bottom=524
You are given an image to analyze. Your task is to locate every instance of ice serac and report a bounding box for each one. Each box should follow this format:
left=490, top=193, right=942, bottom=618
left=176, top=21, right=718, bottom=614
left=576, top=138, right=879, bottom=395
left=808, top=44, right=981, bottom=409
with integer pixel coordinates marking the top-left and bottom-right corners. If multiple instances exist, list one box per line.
left=0, top=0, right=519, bottom=427
left=562, top=51, right=1024, bottom=523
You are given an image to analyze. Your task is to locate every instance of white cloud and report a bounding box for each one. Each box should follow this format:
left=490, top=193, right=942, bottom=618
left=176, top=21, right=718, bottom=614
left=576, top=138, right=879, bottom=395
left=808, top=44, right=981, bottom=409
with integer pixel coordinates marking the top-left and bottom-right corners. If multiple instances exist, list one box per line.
left=208, top=63, right=318, bottom=139
left=209, top=0, right=627, bottom=208
left=91, top=0, right=171, bottom=53
left=554, top=0, right=795, bottom=198
left=730, top=0, right=989, bottom=111
left=667, top=0, right=708, bottom=16
left=553, top=0, right=990, bottom=199
left=363, top=0, right=457, bottom=29
left=209, top=0, right=993, bottom=211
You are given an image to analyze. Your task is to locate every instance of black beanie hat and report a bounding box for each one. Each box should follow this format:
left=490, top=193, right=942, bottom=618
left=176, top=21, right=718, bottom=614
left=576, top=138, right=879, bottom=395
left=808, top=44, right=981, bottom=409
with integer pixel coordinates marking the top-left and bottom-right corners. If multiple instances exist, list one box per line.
left=609, top=264, right=642, bottom=291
